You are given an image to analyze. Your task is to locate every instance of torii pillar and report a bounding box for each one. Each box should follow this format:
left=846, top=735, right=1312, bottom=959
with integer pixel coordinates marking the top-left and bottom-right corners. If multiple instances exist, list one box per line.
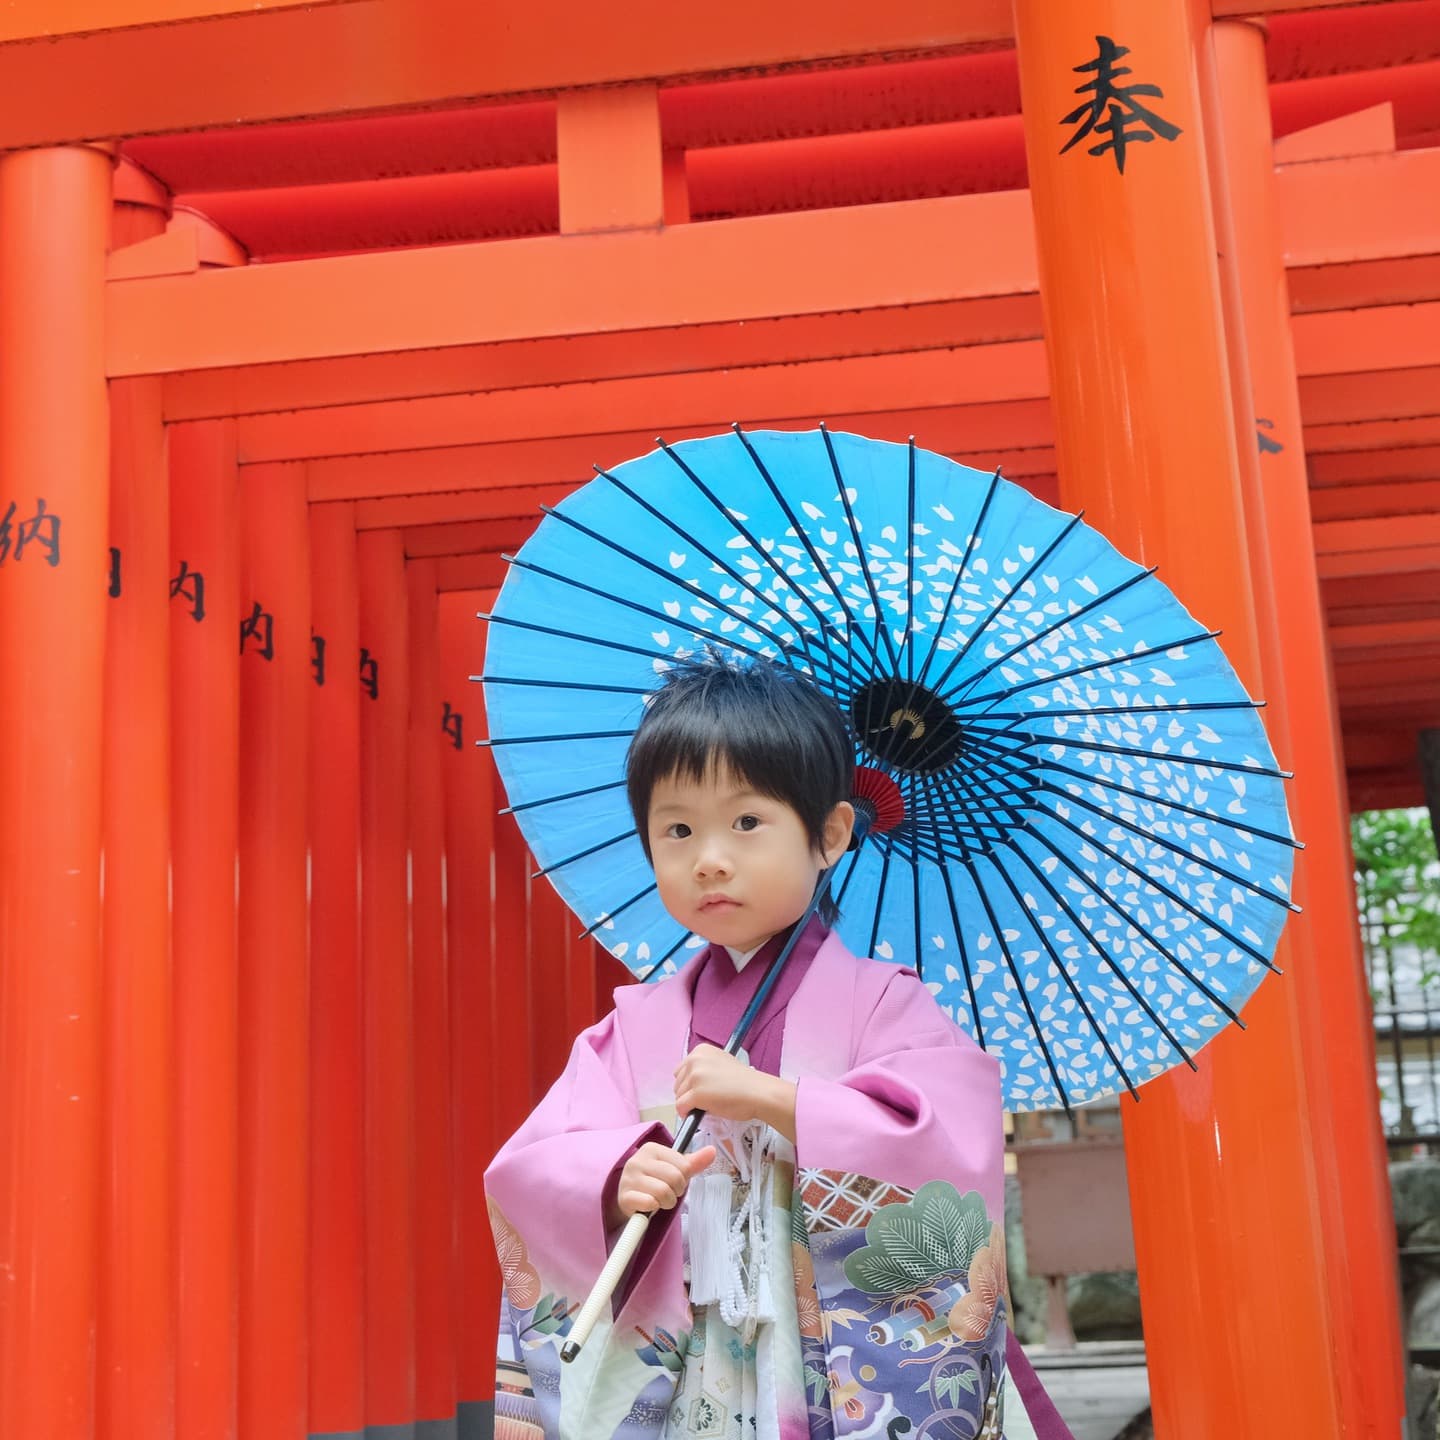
left=1014, top=4, right=1343, bottom=1435
left=1208, top=18, right=1405, bottom=1435
left=0, top=143, right=114, bottom=1438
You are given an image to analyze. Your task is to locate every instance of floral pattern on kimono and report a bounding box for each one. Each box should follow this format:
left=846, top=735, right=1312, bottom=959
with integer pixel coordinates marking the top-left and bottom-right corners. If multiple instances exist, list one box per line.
left=793, top=1172, right=1009, bottom=1439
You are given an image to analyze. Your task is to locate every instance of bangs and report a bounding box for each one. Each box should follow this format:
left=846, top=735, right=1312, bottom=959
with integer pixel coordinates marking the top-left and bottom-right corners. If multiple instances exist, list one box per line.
left=626, top=654, right=852, bottom=859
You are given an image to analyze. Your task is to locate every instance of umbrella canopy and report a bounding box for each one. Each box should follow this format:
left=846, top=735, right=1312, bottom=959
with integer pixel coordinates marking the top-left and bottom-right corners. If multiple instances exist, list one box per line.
left=481, top=427, right=1298, bottom=1110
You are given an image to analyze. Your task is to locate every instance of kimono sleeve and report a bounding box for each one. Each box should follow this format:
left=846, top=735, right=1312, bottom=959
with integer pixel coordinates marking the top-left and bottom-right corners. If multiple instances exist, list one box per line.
left=793, top=966, right=1003, bottom=1210
left=483, top=1007, right=669, bottom=1316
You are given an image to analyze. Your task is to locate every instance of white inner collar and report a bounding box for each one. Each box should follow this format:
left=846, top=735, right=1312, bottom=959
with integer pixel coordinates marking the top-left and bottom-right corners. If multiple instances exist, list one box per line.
left=724, top=943, right=763, bottom=972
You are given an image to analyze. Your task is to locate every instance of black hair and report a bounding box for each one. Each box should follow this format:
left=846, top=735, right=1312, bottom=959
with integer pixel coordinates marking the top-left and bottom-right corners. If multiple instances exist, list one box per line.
left=626, top=652, right=854, bottom=871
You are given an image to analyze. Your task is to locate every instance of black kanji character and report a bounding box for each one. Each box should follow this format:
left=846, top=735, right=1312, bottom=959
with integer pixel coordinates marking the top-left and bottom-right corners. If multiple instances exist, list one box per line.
left=0, top=498, right=62, bottom=568
left=171, top=561, right=206, bottom=622
left=359, top=647, right=379, bottom=700
left=442, top=701, right=464, bottom=751
left=1061, top=35, right=1182, bottom=174
left=240, top=601, right=274, bottom=660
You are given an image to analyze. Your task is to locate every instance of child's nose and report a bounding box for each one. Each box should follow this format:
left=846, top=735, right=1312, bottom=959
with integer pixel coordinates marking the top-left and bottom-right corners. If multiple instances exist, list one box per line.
left=693, top=842, right=733, bottom=879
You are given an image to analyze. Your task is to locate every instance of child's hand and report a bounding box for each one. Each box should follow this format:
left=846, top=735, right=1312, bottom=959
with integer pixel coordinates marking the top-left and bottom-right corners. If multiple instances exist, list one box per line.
left=612, top=1141, right=718, bottom=1225
left=674, top=1043, right=769, bottom=1123
left=674, top=1045, right=799, bottom=1142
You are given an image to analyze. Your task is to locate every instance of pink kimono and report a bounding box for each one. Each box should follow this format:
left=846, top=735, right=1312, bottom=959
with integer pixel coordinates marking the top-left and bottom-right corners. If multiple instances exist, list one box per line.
left=484, top=924, right=1013, bottom=1440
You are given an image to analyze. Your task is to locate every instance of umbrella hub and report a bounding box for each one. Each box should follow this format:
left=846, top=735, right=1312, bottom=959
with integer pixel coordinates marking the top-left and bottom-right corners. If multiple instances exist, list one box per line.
left=850, top=679, right=966, bottom=776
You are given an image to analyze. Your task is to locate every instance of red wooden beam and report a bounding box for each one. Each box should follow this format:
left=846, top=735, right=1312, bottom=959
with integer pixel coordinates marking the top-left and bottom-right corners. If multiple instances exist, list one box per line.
left=1305, top=416, right=1440, bottom=456
left=1299, top=367, right=1440, bottom=427
left=1309, top=480, right=1440, bottom=522
left=433, top=554, right=510, bottom=592
left=1289, top=256, right=1440, bottom=314
left=1315, top=513, right=1440, bottom=556
left=234, top=345, right=1051, bottom=463
left=0, top=1, right=1014, bottom=148
left=161, top=298, right=1045, bottom=421
left=1311, top=444, right=1440, bottom=486
left=108, top=192, right=1039, bottom=375
left=124, top=101, right=558, bottom=193
left=1317, top=542, right=1440, bottom=579
left=0, top=0, right=357, bottom=41
left=402, top=519, right=536, bottom=560
left=352, top=486, right=573, bottom=531
left=106, top=150, right=1440, bottom=376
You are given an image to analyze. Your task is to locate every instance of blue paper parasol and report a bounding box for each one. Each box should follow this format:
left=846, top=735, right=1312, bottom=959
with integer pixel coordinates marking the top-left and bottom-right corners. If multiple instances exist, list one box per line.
left=480, top=427, right=1299, bottom=1111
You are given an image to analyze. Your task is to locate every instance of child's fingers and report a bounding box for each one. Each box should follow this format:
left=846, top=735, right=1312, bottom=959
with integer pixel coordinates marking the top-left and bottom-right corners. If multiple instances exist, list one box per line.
left=683, top=1145, right=717, bottom=1176
left=621, top=1172, right=682, bottom=1214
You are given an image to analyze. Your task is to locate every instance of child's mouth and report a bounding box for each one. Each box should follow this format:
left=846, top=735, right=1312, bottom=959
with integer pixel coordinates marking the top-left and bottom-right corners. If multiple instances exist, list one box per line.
left=699, top=895, right=739, bottom=912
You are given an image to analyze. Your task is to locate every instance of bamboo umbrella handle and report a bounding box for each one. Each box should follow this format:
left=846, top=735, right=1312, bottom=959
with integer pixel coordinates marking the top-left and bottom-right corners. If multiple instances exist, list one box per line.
left=561, top=1210, right=653, bottom=1362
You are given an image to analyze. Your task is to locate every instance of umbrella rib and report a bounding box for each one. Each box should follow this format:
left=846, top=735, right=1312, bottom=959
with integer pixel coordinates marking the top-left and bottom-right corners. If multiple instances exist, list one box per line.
left=820, top=424, right=900, bottom=671
left=1038, top=805, right=1278, bottom=983
left=907, top=777, right=989, bottom=1044
left=911, top=467, right=1003, bottom=688
left=502, top=553, right=848, bottom=691
left=910, top=843, right=923, bottom=980
left=938, top=855, right=988, bottom=1047
left=930, top=509, right=1088, bottom=698
left=905, top=438, right=918, bottom=684
left=533, top=826, right=637, bottom=879
left=484, top=675, right=653, bottom=697
left=867, top=847, right=894, bottom=961
left=957, top=630, right=1220, bottom=710
left=829, top=845, right=864, bottom=917
left=1030, top=836, right=1244, bottom=1031
left=479, top=729, right=635, bottom=748
left=1036, top=781, right=1298, bottom=913
left=479, top=610, right=676, bottom=665
left=934, top=758, right=1028, bottom=850
left=984, top=845, right=1141, bottom=1101
left=656, top=439, right=865, bottom=694
left=579, top=880, right=659, bottom=940
left=945, top=564, right=1160, bottom=700
left=728, top=425, right=883, bottom=684
left=593, top=462, right=869, bottom=694
left=499, top=777, right=627, bottom=817
left=965, top=851, right=1074, bottom=1111
left=641, top=931, right=698, bottom=983
left=971, top=699, right=1261, bottom=724
left=1003, top=841, right=1199, bottom=1076
left=533, top=505, right=835, bottom=677
left=991, top=729, right=1289, bottom=779
left=1044, top=758, right=1300, bottom=850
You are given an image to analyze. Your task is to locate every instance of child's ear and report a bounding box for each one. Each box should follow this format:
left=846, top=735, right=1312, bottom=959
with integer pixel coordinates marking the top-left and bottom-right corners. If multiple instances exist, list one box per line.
left=821, top=800, right=855, bottom=867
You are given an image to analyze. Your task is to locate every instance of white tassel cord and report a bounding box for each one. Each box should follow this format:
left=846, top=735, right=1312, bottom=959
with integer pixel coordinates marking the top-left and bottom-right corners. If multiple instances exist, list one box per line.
left=686, top=1118, right=778, bottom=1341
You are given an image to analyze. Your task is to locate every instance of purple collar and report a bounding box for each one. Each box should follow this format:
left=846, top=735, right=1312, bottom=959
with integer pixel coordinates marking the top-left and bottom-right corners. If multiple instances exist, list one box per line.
left=688, top=916, right=829, bottom=1076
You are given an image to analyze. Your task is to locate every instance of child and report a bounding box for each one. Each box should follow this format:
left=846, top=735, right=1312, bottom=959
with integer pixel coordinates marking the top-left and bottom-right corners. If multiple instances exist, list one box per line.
left=485, top=655, right=1034, bottom=1440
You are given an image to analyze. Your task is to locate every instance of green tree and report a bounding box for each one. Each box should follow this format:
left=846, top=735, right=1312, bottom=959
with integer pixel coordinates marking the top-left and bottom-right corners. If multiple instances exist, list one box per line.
left=1352, top=808, right=1440, bottom=998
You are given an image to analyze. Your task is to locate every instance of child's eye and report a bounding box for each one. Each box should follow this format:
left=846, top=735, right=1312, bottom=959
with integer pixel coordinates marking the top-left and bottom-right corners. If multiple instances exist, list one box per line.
left=735, top=814, right=760, bottom=832
left=666, top=822, right=692, bottom=840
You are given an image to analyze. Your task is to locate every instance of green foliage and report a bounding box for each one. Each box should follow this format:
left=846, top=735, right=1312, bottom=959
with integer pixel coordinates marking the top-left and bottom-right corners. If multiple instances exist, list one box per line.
left=843, top=1182, right=990, bottom=1295
left=931, top=1366, right=979, bottom=1406
left=1352, top=809, right=1440, bottom=988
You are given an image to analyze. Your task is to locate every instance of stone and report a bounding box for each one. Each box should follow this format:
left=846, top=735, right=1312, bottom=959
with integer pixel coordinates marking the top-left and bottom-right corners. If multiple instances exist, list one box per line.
left=1405, top=1364, right=1439, bottom=1440
left=1004, top=1173, right=1052, bottom=1346
left=1391, top=1161, right=1440, bottom=1244
left=1409, top=1278, right=1440, bottom=1349
left=1066, top=1270, right=1143, bottom=1342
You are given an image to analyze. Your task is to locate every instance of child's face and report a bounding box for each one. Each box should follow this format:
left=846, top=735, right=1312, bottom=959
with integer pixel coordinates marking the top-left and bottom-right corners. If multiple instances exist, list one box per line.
left=645, top=764, right=853, bottom=954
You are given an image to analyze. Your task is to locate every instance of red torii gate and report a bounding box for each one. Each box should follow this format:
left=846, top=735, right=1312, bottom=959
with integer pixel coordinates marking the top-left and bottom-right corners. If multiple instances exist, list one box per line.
left=0, top=3, right=1436, bottom=1438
